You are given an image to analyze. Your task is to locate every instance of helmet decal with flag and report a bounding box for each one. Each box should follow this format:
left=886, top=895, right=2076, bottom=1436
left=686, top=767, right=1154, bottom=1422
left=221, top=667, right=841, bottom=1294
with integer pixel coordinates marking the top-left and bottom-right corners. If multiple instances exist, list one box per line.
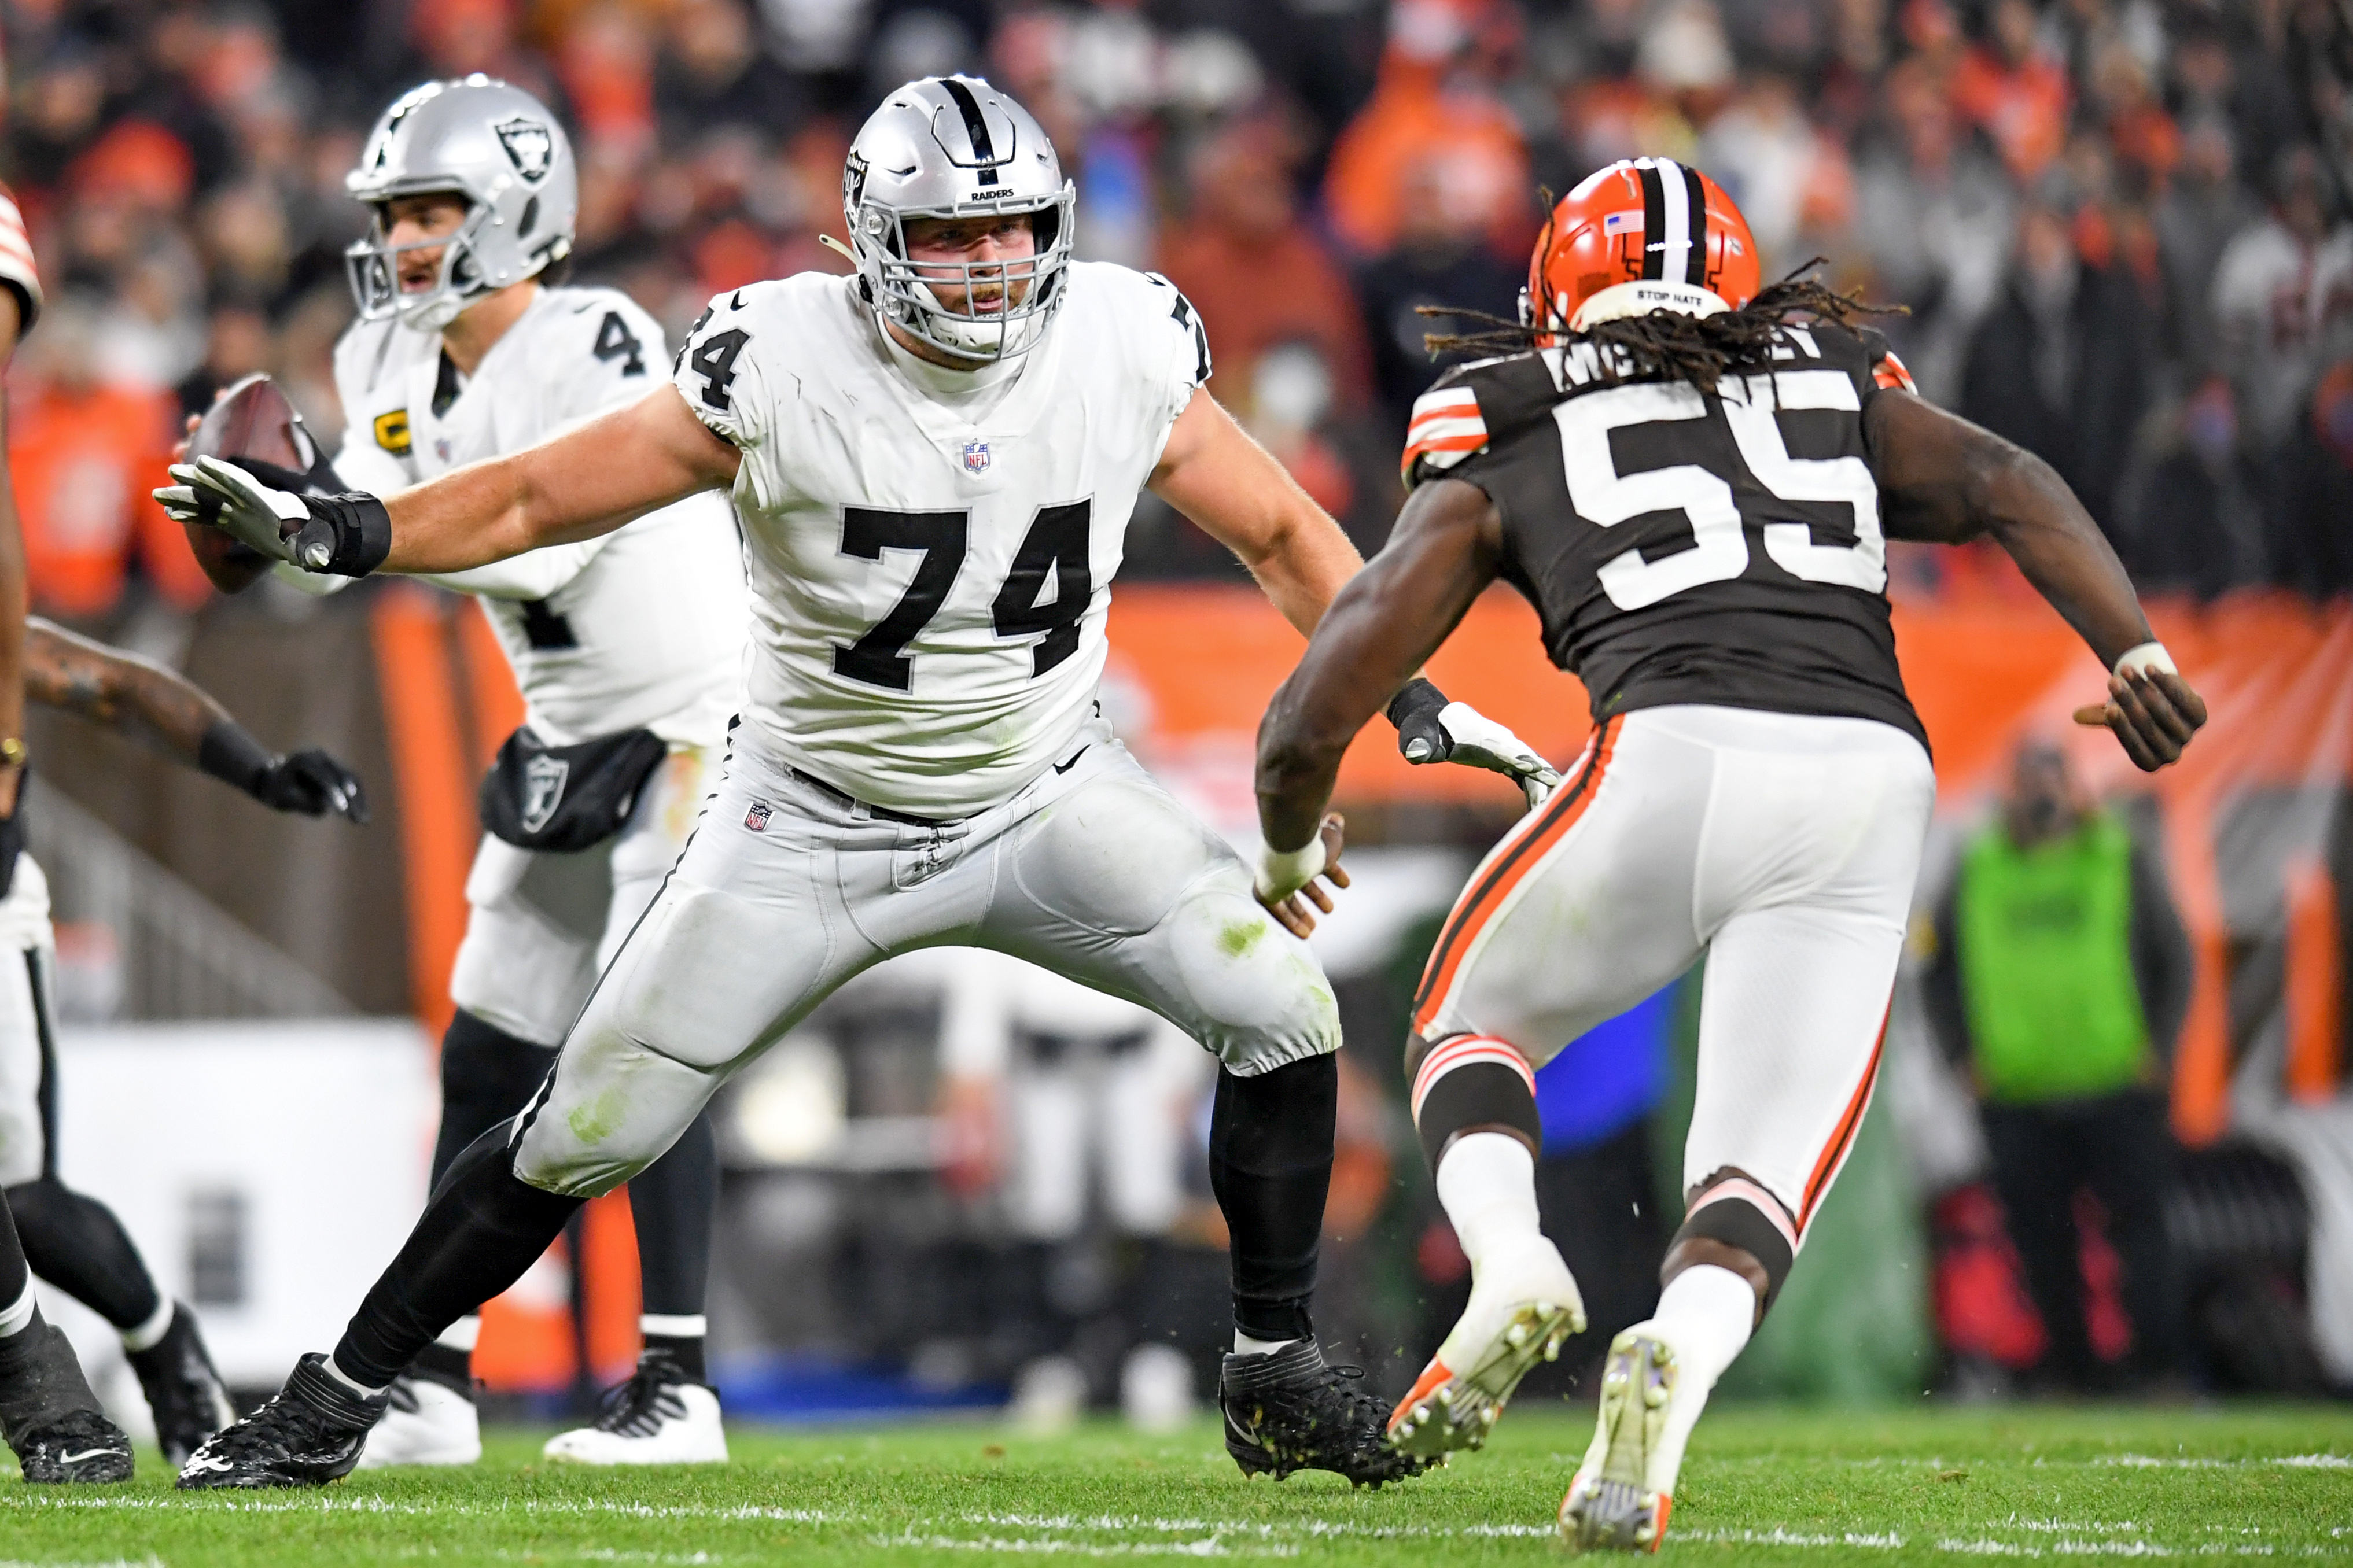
left=1522, top=157, right=1762, bottom=344
left=840, top=75, right=1077, bottom=364
left=344, top=76, right=579, bottom=334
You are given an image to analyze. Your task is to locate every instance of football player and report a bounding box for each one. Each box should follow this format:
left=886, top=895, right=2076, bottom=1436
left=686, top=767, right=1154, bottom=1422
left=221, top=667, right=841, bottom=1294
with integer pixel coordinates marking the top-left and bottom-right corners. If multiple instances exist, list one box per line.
left=179, top=77, right=752, bottom=1466
left=3, top=615, right=367, bottom=1475
left=162, top=75, right=1546, bottom=1489
left=1251, top=160, right=2207, bottom=1549
left=0, top=175, right=132, bottom=1487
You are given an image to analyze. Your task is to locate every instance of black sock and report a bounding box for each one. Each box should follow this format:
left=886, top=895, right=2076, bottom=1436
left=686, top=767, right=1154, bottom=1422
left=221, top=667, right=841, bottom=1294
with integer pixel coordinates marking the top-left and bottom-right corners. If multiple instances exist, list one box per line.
left=4, top=1178, right=162, bottom=1331
left=334, top=1119, right=581, bottom=1390
left=1209, top=1054, right=1336, bottom=1344
left=642, top=1333, right=706, bottom=1383
left=0, top=1191, right=29, bottom=1326
left=626, top=1109, right=717, bottom=1322
left=431, top=1010, right=560, bottom=1190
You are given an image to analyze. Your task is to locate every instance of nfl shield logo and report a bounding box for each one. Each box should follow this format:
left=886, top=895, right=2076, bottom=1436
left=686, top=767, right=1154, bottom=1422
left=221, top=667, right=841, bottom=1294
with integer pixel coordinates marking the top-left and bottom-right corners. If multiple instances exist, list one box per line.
left=495, top=116, right=555, bottom=184
left=962, top=438, right=990, bottom=475
left=520, top=754, right=570, bottom=834
left=745, top=800, right=772, bottom=832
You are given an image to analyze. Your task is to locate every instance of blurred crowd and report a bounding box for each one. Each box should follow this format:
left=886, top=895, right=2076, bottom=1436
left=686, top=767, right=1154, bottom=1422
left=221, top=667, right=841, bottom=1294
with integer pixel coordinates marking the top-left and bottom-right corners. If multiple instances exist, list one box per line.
left=6, top=0, right=2353, bottom=620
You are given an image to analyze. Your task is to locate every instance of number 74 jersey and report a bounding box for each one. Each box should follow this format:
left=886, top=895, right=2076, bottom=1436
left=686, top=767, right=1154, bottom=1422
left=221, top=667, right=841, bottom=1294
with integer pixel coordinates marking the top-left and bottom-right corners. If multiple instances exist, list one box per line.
left=673, top=262, right=1210, bottom=818
left=1404, top=319, right=1929, bottom=750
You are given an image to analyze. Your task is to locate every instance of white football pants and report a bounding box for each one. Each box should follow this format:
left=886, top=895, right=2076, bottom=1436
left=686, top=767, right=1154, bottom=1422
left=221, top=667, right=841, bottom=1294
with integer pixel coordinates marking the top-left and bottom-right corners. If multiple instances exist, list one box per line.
left=1413, top=704, right=1935, bottom=1236
left=513, top=717, right=1339, bottom=1196
left=448, top=744, right=715, bottom=1046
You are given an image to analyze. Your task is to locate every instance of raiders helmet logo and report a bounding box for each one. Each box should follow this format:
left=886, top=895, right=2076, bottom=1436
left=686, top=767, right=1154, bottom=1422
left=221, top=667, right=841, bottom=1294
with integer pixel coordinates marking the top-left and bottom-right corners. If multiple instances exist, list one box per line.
left=495, top=117, right=555, bottom=184
left=519, top=753, right=570, bottom=834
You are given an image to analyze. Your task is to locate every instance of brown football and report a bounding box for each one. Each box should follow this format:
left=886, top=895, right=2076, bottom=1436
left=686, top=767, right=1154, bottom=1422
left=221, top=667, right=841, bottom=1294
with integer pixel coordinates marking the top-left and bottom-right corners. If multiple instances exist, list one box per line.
left=179, top=374, right=315, bottom=593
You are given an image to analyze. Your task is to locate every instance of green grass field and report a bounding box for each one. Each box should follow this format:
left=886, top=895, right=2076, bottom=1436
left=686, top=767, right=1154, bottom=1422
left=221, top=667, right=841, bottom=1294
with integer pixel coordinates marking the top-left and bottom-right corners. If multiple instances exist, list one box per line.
left=3, top=1403, right=2348, bottom=1565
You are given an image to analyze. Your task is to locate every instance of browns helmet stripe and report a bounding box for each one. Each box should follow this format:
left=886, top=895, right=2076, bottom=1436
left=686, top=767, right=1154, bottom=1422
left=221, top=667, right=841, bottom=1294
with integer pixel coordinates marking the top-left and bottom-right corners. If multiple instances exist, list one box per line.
left=1649, top=158, right=1695, bottom=287
left=1681, top=163, right=1710, bottom=286
left=1636, top=163, right=1666, bottom=279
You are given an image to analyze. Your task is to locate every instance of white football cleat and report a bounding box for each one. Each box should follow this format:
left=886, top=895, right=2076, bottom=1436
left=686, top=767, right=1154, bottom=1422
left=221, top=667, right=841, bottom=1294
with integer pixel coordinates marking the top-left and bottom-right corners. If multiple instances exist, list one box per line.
left=1559, top=1331, right=1678, bottom=1552
left=1387, top=1235, right=1585, bottom=1460
left=354, top=1375, right=481, bottom=1469
left=543, top=1365, right=727, bottom=1466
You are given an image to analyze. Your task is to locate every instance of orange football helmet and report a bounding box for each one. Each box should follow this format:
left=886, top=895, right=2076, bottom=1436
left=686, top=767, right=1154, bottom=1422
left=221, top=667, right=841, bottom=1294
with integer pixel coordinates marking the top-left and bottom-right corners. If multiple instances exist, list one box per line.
left=1524, top=158, right=1762, bottom=343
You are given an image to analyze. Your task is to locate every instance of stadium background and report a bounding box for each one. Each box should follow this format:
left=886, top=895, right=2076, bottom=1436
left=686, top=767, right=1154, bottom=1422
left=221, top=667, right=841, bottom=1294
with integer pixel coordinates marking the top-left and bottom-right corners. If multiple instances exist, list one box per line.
left=0, top=0, right=2347, bottom=1426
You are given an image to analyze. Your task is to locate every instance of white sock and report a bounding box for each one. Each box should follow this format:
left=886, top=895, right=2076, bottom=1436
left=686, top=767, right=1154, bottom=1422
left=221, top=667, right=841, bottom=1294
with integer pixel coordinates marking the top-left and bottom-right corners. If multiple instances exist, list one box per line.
left=1232, top=1330, right=1295, bottom=1357
left=324, top=1353, right=387, bottom=1399
left=1631, top=1264, right=1758, bottom=1488
left=435, top=1316, right=481, bottom=1353
left=0, top=1276, right=35, bottom=1340
left=120, top=1296, right=175, bottom=1353
left=640, top=1314, right=706, bottom=1339
left=1434, top=1132, right=1542, bottom=1276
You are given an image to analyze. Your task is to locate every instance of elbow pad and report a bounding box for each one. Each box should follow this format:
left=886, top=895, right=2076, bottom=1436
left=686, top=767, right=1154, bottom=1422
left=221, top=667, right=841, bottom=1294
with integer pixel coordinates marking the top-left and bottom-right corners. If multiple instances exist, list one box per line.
left=293, top=493, right=393, bottom=577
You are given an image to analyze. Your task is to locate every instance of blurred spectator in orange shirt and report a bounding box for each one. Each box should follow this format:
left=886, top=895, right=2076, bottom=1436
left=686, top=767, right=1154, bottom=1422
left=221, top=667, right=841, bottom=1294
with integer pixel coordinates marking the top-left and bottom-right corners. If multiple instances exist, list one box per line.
left=1950, top=0, right=2071, bottom=186
left=1323, top=0, right=1530, bottom=261
left=1155, top=123, right=1371, bottom=415
left=5, top=301, right=207, bottom=618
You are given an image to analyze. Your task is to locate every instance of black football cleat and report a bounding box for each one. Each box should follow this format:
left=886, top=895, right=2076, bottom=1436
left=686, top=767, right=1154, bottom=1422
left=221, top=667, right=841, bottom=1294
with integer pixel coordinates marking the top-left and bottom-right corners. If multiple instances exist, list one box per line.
left=1220, top=1339, right=1429, bottom=1488
left=176, top=1353, right=386, bottom=1489
left=128, top=1301, right=237, bottom=1468
left=0, top=1322, right=135, bottom=1484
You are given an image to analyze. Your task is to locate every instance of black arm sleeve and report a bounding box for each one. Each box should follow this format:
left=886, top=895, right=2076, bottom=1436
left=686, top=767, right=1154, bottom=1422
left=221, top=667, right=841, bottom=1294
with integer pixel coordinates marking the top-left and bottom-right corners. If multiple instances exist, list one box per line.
left=2128, top=836, right=2194, bottom=1068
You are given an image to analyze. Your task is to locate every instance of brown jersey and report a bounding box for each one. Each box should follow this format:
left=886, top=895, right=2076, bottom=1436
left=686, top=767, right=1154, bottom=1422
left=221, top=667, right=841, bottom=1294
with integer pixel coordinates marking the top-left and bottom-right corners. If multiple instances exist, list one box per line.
left=1402, top=319, right=1927, bottom=749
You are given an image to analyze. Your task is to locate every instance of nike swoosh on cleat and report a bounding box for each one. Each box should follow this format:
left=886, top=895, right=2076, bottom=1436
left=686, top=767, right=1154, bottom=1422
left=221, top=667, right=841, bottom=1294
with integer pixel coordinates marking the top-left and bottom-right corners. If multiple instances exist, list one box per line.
left=59, top=1448, right=125, bottom=1464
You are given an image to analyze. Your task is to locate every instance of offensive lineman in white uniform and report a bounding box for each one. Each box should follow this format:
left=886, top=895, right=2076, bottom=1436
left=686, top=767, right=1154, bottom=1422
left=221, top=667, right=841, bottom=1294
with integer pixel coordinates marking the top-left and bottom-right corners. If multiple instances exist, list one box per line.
left=165, top=75, right=1553, bottom=1490
left=187, top=78, right=749, bottom=1466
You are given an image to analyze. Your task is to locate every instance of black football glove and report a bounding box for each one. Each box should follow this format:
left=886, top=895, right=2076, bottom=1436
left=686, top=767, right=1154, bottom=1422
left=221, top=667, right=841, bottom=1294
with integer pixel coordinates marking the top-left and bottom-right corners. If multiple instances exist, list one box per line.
left=252, top=748, right=369, bottom=822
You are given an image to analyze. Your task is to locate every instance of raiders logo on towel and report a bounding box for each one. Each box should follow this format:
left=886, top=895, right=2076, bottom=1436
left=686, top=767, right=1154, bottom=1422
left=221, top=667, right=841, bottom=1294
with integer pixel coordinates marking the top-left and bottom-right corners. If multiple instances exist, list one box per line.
left=520, top=753, right=570, bottom=834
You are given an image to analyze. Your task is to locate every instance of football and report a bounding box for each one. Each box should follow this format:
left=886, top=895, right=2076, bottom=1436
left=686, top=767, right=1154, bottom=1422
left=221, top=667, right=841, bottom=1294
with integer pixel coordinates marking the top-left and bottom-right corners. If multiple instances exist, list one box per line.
left=178, top=373, right=316, bottom=593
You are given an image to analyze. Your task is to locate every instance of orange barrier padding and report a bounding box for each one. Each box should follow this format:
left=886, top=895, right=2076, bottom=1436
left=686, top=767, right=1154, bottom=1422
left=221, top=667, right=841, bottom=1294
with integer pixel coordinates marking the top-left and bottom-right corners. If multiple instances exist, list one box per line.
left=2286, top=859, right=2345, bottom=1106
left=369, top=586, right=474, bottom=1037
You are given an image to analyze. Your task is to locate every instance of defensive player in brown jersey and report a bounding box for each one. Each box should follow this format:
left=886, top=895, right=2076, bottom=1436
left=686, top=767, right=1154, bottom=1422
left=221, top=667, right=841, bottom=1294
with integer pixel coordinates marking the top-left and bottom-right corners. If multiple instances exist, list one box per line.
left=1251, top=159, right=2207, bottom=1551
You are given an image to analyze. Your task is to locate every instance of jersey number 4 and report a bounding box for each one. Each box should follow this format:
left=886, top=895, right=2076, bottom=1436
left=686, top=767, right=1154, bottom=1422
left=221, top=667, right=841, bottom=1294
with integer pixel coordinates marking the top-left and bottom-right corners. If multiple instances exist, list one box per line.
left=1557, top=368, right=1884, bottom=611
left=834, top=502, right=1092, bottom=691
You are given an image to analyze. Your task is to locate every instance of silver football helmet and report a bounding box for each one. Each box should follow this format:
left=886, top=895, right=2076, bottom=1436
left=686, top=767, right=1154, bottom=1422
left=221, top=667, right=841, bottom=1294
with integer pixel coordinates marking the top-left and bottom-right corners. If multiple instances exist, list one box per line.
left=344, top=76, right=577, bottom=334
left=843, top=76, right=1076, bottom=363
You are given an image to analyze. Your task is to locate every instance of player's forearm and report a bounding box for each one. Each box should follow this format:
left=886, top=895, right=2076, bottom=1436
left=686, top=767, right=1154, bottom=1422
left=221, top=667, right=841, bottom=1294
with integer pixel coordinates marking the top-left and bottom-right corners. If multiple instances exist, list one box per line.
left=1243, top=512, right=1365, bottom=640
left=25, top=620, right=229, bottom=759
left=381, top=458, right=570, bottom=574
left=1258, top=490, right=1493, bottom=849
left=1975, top=445, right=2155, bottom=669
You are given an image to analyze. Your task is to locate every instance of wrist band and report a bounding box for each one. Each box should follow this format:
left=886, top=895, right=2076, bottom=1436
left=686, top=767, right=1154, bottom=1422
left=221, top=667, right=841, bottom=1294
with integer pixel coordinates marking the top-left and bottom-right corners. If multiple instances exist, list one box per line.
left=198, top=720, right=273, bottom=795
left=297, top=493, right=393, bottom=577
left=2114, top=642, right=2176, bottom=678
left=1384, top=677, right=1448, bottom=735
left=1255, top=836, right=1327, bottom=902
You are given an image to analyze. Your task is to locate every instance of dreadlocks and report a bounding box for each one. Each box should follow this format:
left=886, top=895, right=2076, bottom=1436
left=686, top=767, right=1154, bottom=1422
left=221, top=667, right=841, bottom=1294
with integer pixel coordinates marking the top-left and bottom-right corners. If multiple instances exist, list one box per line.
left=1420, top=263, right=1906, bottom=396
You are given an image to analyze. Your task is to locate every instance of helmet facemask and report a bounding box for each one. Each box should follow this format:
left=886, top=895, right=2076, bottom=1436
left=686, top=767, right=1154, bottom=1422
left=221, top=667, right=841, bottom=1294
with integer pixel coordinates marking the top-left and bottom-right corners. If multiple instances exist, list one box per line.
left=345, top=197, right=502, bottom=334
left=852, top=180, right=1076, bottom=364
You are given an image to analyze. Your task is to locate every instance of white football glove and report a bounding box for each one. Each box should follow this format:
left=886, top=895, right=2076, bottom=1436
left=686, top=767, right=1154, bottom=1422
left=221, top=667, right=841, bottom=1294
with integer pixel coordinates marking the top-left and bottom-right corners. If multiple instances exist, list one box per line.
left=1431, top=701, right=1563, bottom=809
left=154, top=456, right=312, bottom=566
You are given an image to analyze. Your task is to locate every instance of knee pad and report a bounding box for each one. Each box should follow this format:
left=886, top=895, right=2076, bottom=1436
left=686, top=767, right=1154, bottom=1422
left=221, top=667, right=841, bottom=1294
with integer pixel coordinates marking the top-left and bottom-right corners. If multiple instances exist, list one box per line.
left=1671, top=1174, right=1798, bottom=1311
left=1409, top=1032, right=1542, bottom=1172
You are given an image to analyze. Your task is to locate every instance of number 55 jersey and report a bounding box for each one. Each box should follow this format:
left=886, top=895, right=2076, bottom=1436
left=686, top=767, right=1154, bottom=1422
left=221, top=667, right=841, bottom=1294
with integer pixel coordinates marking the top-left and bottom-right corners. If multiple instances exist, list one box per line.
left=673, top=261, right=1210, bottom=818
left=1403, top=320, right=1927, bottom=751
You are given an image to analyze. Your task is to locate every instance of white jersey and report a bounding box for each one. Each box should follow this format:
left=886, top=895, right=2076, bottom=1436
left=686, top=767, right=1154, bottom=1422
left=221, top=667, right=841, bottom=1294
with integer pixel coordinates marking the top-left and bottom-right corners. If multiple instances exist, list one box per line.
left=330, top=285, right=748, bottom=747
left=671, top=262, right=1209, bottom=817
